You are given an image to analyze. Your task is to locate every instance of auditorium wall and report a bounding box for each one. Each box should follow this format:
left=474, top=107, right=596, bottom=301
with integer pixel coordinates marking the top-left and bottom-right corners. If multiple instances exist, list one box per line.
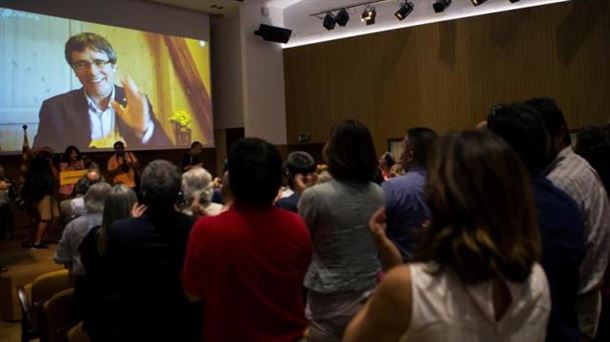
left=283, top=0, right=610, bottom=155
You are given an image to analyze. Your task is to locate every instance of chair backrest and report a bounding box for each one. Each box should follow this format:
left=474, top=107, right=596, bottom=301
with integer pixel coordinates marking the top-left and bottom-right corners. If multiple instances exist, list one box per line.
left=44, top=288, right=78, bottom=342
left=31, top=269, right=71, bottom=309
left=67, top=321, right=90, bottom=342
left=17, top=283, right=39, bottom=341
left=31, top=269, right=71, bottom=342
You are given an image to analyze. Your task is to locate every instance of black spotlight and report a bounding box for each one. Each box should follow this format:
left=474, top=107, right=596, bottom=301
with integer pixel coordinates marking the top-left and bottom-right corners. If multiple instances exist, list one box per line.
left=470, top=0, right=487, bottom=5
left=323, top=13, right=336, bottom=30
left=509, top=0, right=520, bottom=2
left=433, top=0, right=451, bottom=13
left=395, top=2, right=414, bottom=21
left=335, top=8, right=349, bottom=26
left=361, top=6, right=376, bottom=25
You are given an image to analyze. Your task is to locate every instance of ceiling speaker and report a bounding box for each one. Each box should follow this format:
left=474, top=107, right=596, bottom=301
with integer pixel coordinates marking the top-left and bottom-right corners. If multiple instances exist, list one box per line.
left=254, top=24, right=292, bottom=43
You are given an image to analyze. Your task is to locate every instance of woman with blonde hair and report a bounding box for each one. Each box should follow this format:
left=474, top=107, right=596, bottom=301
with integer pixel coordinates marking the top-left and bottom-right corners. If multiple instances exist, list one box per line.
left=344, top=130, right=550, bottom=342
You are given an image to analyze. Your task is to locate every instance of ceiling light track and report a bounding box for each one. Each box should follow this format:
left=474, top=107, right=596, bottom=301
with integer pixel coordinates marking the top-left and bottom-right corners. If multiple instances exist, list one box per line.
left=310, top=0, right=395, bottom=19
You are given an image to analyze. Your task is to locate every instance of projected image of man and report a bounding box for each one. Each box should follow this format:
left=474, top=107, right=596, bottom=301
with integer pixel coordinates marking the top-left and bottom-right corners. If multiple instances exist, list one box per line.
left=33, top=32, right=170, bottom=150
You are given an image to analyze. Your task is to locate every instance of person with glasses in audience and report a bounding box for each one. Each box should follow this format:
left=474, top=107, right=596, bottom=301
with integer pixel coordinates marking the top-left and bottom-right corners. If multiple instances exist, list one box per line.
left=33, top=32, right=169, bottom=150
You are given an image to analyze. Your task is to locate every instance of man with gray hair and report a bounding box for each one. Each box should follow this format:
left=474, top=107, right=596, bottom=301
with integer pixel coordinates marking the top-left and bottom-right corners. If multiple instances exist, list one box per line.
left=60, top=168, right=103, bottom=223
left=55, top=181, right=111, bottom=276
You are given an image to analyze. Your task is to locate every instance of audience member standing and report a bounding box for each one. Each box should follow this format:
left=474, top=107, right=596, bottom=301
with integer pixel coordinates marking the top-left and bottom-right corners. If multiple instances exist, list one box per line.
left=575, top=126, right=610, bottom=195
left=182, top=138, right=311, bottom=341
left=526, top=98, right=610, bottom=339
left=575, top=125, right=610, bottom=342
left=80, top=184, right=144, bottom=342
left=378, top=152, right=395, bottom=182
left=107, top=141, right=138, bottom=188
left=21, top=151, right=59, bottom=248
left=107, top=160, right=199, bottom=341
left=277, top=151, right=316, bottom=213
left=344, top=130, right=550, bottom=342
left=487, top=103, right=584, bottom=342
left=54, top=182, right=110, bottom=319
left=299, top=119, right=384, bottom=341
left=55, top=182, right=111, bottom=276
left=382, top=127, right=436, bottom=261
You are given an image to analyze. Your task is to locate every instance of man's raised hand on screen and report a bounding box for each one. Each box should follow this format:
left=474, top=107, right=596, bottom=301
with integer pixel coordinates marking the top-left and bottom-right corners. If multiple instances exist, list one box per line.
left=111, top=76, right=153, bottom=138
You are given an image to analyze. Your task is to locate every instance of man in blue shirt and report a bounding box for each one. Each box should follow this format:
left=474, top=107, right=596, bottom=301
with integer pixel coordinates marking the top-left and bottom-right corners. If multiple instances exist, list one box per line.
left=487, top=102, right=584, bottom=342
left=382, top=127, right=437, bottom=261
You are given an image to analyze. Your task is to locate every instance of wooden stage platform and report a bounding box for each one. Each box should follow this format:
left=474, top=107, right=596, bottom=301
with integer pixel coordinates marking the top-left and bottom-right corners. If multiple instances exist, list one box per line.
left=0, top=240, right=63, bottom=322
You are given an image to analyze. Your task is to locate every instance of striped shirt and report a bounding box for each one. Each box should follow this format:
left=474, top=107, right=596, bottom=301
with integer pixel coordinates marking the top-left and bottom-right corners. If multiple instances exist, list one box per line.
left=546, top=146, right=610, bottom=294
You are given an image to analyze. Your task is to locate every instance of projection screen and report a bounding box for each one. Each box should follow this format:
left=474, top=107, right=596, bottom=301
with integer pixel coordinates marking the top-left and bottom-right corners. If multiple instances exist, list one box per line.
left=0, top=6, right=213, bottom=153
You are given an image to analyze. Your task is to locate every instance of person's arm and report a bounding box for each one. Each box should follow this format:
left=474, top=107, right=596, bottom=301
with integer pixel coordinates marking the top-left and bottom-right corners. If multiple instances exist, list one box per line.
left=344, top=265, right=413, bottom=342
left=369, top=207, right=402, bottom=271
left=298, top=187, right=318, bottom=235
left=54, top=225, right=73, bottom=267
left=126, top=152, right=139, bottom=169
left=107, top=156, right=126, bottom=178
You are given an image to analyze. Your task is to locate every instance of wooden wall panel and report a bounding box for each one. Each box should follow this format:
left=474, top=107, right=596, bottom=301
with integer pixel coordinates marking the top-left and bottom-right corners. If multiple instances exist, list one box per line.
left=284, top=0, right=610, bottom=155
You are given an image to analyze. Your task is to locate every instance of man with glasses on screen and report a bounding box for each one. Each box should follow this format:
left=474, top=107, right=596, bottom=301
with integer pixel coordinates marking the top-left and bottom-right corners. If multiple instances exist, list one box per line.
left=33, top=32, right=169, bottom=150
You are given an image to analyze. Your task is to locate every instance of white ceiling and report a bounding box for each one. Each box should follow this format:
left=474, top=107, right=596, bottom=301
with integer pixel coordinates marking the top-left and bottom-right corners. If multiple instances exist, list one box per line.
left=143, top=0, right=243, bottom=15
left=142, top=0, right=573, bottom=47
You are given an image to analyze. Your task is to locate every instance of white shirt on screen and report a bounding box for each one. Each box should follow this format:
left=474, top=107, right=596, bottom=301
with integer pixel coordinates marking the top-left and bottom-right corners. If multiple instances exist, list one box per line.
left=85, top=88, right=154, bottom=144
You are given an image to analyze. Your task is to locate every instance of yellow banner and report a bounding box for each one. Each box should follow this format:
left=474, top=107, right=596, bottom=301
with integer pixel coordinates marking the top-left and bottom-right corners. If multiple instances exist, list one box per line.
left=59, top=170, right=87, bottom=186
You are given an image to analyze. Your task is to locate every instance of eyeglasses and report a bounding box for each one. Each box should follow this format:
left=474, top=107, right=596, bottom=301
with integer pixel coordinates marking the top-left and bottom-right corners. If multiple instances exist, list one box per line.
left=72, top=59, right=112, bottom=72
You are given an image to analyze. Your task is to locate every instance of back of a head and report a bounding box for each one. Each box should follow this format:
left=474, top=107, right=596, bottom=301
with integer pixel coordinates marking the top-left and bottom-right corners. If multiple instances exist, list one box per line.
left=417, top=130, right=539, bottom=284
left=23, top=154, right=56, bottom=201
left=524, top=97, right=570, bottom=145
left=379, top=152, right=395, bottom=169
left=84, top=182, right=111, bottom=213
left=228, top=138, right=282, bottom=206
left=576, top=126, right=610, bottom=193
left=406, top=127, right=438, bottom=167
left=74, top=176, right=94, bottom=196
left=181, top=166, right=214, bottom=204
left=486, top=103, right=550, bottom=175
left=326, top=119, right=377, bottom=183
left=98, top=184, right=138, bottom=255
left=284, top=151, right=315, bottom=190
left=140, top=160, right=181, bottom=213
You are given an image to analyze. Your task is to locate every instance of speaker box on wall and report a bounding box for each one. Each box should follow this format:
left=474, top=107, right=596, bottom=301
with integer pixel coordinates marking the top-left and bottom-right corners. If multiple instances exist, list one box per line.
left=254, top=24, right=292, bottom=43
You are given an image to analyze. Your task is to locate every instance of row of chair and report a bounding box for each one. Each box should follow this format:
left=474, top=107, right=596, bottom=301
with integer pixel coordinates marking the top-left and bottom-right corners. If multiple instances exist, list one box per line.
left=17, top=269, right=89, bottom=342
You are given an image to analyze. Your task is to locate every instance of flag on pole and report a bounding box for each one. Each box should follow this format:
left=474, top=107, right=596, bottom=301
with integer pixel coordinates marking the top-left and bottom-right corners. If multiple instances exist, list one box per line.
left=18, top=124, right=30, bottom=188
